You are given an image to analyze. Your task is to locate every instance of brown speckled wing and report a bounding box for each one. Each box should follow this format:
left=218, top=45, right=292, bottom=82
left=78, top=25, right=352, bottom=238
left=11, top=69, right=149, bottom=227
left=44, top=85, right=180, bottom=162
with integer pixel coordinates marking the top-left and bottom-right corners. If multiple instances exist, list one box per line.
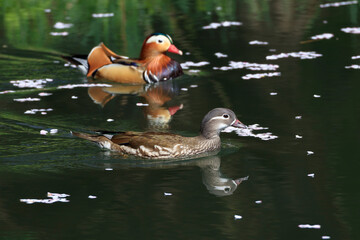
left=111, top=131, right=185, bottom=149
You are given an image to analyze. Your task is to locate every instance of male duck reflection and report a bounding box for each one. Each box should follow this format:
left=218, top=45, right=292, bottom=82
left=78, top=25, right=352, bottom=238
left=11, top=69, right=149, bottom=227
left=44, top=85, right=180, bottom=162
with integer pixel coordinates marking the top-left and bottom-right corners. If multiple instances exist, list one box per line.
left=64, top=33, right=183, bottom=84
left=73, top=108, right=247, bottom=159
left=87, top=84, right=183, bottom=128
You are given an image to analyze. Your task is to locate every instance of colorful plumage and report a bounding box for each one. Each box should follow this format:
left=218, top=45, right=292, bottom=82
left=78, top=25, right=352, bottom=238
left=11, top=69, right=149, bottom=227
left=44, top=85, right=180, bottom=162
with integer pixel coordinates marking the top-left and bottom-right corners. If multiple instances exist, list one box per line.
left=64, top=33, right=183, bottom=84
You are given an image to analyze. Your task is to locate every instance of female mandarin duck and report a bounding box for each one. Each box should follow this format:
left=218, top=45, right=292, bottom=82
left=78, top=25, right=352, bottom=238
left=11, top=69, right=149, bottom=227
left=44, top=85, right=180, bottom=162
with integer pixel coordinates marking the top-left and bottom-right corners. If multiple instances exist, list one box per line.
left=66, top=33, right=183, bottom=84
left=72, top=108, right=247, bottom=159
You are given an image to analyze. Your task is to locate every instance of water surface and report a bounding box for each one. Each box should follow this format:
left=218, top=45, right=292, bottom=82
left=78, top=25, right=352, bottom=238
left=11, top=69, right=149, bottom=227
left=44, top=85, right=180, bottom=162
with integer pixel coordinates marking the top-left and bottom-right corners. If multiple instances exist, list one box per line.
left=0, top=0, right=359, bottom=239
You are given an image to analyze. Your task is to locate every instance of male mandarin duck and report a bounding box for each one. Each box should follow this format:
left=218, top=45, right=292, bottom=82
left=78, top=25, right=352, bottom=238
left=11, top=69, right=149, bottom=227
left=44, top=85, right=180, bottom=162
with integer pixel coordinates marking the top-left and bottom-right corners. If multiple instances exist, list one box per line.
left=65, top=33, right=183, bottom=84
left=72, top=108, right=247, bottom=159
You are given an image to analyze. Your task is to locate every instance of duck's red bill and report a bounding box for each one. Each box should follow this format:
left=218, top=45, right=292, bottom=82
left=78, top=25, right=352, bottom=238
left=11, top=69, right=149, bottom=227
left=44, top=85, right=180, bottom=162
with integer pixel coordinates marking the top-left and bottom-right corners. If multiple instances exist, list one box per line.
left=168, top=104, right=183, bottom=116
left=234, top=176, right=249, bottom=185
left=231, top=119, right=247, bottom=129
left=167, top=44, right=183, bottom=55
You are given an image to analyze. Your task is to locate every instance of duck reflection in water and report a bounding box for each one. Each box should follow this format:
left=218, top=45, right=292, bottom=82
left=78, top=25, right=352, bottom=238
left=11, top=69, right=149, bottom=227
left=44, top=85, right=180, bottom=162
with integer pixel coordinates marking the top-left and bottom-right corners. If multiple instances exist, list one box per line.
left=87, top=82, right=183, bottom=129
left=105, top=155, right=248, bottom=197
left=199, top=156, right=248, bottom=197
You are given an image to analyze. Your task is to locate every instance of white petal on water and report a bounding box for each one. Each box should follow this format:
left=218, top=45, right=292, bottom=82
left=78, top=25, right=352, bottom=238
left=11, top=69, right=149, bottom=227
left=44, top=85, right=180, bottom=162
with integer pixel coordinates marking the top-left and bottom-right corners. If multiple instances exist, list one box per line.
left=11, top=78, right=53, bottom=89
left=322, top=236, right=331, bottom=239
left=41, top=112, right=47, bottom=115
left=71, top=96, right=78, bottom=99
left=313, top=94, right=321, bottom=98
left=242, top=72, right=281, bottom=80
left=0, top=90, right=15, bottom=94
left=47, top=192, right=70, bottom=198
left=341, top=27, right=360, bottom=34
left=255, top=200, right=262, bottom=204
left=14, top=97, right=41, bottom=102
left=20, top=192, right=70, bottom=204
left=298, top=224, right=321, bottom=229
left=92, top=13, right=114, bottom=18
left=181, top=88, right=188, bottom=91
left=307, top=173, right=315, bottom=178
left=88, top=195, right=97, bottom=199
left=270, top=92, right=278, bottom=96
left=50, top=129, right=58, bottom=134
left=24, top=110, right=36, bottom=114
left=320, top=1, right=357, bottom=8
left=223, top=124, right=278, bottom=141
left=266, top=51, right=322, bottom=60
left=307, top=151, right=314, bottom=155
left=189, top=69, right=200, bottom=73
left=57, top=83, right=112, bottom=89
left=295, top=135, right=303, bottom=139
left=214, top=52, right=228, bottom=58
left=345, top=64, right=360, bottom=69
left=351, top=55, right=360, bottom=59
left=38, top=92, right=53, bottom=97
left=53, top=22, right=73, bottom=29
left=215, top=61, right=279, bottom=72
left=249, top=40, right=269, bottom=45
left=50, top=32, right=69, bottom=36
left=246, top=124, right=269, bottom=130
left=136, top=103, right=149, bottom=106
left=190, top=85, right=198, bottom=88
left=105, top=168, right=113, bottom=171
left=295, top=115, right=302, bottom=119
left=181, top=61, right=210, bottom=69
left=24, top=108, right=53, bottom=115
left=202, top=21, right=242, bottom=29
left=40, top=130, right=48, bottom=135
left=310, top=33, right=334, bottom=40
left=164, top=192, right=173, bottom=196
left=44, top=9, right=51, bottom=13
left=107, top=119, right=114, bottom=122
left=234, top=215, right=243, bottom=220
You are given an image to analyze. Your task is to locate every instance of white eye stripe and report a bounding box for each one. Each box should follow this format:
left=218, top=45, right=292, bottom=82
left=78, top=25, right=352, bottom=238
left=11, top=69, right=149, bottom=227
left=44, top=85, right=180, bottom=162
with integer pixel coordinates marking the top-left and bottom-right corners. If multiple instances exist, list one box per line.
left=210, top=115, right=232, bottom=121
left=146, top=35, right=169, bottom=44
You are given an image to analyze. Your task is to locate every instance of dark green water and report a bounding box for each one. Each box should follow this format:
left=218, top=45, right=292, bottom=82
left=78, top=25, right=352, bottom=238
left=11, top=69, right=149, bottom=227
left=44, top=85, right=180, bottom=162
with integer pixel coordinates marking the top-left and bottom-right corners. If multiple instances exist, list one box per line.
left=0, top=0, right=359, bottom=239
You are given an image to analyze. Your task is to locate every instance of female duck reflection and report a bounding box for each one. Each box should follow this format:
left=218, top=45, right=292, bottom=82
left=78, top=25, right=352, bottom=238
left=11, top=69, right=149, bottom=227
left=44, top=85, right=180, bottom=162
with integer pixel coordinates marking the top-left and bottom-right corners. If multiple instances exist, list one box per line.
left=104, top=155, right=248, bottom=197
left=87, top=82, right=183, bottom=128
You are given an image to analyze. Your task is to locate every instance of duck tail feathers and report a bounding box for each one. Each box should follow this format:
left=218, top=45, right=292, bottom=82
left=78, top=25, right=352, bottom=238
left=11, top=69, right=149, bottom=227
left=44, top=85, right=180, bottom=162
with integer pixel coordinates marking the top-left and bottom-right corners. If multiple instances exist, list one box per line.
left=62, top=55, right=89, bottom=75
left=71, top=131, right=114, bottom=150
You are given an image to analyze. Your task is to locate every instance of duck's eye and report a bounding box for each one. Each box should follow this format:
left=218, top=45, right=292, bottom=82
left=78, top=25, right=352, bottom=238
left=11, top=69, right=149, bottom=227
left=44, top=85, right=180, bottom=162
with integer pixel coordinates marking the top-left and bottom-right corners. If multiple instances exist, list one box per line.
left=157, top=39, right=163, bottom=44
left=223, top=114, right=229, bottom=119
left=224, top=187, right=231, bottom=193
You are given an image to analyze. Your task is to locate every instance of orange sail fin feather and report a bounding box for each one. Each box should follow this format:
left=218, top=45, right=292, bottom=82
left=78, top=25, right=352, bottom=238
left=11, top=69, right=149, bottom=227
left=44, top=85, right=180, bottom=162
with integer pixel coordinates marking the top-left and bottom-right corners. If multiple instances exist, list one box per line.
left=86, top=45, right=113, bottom=77
left=64, top=33, right=183, bottom=84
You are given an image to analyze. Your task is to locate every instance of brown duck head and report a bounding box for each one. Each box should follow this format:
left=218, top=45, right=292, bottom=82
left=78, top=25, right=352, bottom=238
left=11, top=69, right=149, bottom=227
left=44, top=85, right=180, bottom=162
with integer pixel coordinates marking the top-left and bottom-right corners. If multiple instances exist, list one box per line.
left=200, top=108, right=247, bottom=139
